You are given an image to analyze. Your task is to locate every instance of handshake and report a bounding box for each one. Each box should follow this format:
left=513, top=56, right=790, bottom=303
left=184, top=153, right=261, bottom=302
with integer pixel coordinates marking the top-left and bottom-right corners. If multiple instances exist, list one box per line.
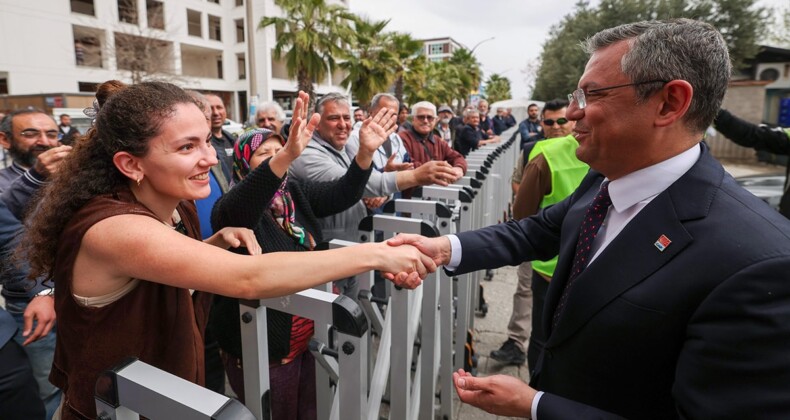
left=366, top=234, right=453, bottom=289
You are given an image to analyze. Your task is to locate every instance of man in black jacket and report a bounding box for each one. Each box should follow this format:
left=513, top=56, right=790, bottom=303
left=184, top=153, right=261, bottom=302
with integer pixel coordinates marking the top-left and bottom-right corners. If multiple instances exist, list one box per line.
left=713, top=108, right=790, bottom=218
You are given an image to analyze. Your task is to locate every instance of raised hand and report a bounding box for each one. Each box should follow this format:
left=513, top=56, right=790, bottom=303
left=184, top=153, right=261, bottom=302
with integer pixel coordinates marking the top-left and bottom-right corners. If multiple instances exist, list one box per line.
left=34, top=144, right=72, bottom=178
left=358, top=107, right=397, bottom=155
left=281, top=91, right=321, bottom=161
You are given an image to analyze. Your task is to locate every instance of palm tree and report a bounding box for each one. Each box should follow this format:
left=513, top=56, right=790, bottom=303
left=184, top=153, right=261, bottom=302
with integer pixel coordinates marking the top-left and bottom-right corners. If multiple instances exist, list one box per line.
left=388, top=32, right=424, bottom=105
left=448, top=48, right=482, bottom=111
left=485, top=73, right=512, bottom=103
left=340, top=17, right=397, bottom=106
left=260, top=0, right=355, bottom=108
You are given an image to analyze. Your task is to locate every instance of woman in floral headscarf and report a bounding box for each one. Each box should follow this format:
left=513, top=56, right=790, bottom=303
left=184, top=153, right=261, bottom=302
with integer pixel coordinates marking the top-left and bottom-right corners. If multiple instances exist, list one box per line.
left=210, top=93, right=399, bottom=420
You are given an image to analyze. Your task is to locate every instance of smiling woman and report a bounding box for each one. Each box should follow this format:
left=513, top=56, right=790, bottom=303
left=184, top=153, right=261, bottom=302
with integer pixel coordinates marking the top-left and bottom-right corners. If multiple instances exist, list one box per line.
left=18, top=81, right=437, bottom=420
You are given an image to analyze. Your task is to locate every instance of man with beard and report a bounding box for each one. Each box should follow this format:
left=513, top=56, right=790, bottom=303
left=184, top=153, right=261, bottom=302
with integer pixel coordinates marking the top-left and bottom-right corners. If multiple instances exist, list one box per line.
left=57, top=114, right=80, bottom=146
left=0, top=109, right=72, bottom=417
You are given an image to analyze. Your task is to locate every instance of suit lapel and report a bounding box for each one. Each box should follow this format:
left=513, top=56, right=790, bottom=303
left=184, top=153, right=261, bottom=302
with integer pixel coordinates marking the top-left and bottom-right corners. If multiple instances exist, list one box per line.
left=544, top=144, right=722, bottom=346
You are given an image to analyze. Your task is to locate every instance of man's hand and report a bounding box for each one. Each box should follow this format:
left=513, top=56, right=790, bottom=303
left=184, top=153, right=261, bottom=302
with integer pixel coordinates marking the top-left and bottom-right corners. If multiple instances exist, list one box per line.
left=412, top=161, right=458, bottom=187
left=386, top=233, right=451, bottom=267
left=449, top=167, right=465, bottom=182
left=363, top=196, right=388, bottom=210
left=281, top=91, right=320, bottom=162
left=358, top=108, right=398, bottom=155
left=33, top=145, right=72, bottom=178
left=383, top=153, right=413, bottom=172
left=22, top=295, right=56, bottom=346
left=369, top=242, right=438, bottom=288
left=453, top=369, right=537, bottom=417
left=205, top=227, right=262, bottom=255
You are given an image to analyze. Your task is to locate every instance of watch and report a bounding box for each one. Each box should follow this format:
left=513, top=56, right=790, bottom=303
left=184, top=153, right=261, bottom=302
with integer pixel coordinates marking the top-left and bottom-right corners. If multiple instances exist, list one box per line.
left=35, top=288, right=54, bottom=298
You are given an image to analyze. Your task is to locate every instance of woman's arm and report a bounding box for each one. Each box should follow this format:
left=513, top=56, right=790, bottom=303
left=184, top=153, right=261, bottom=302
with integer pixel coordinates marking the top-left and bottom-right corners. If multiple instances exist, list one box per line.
left=211, top=158, right=283, bottom=231
left=303, top=159, right=372, bottom=218
left=76, top=214, right=435, bottom=299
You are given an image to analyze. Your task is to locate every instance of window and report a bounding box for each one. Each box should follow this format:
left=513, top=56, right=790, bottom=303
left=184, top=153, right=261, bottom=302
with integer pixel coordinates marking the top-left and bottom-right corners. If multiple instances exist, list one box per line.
left=207, top=0, right=219, bottom=3
left=237, top=53, right=246, bottom=80
left=78, top=82, right=99, bottom=93
left=0, top=76, right=8, bottom=95
left=187, top=9, right=201, bottom=37
left=118, top=0, right=138, bottom=24
left=236, top=0, right=244, bottom=6
left=70, top=0, right=95, bottom=15
left=217, top=56, right=224, bottom=79
left=429, top=43, right=443, bottom=56
left=235, top=19, right=244, bottom=43
left=146, top=0, right=165, bottom=30
left=208, top=15, right=222, bottom=41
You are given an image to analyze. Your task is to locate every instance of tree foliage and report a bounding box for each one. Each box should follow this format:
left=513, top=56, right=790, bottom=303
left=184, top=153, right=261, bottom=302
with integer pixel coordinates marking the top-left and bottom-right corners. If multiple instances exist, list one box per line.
left=260, top=0, right=355, bottom=107
left=339, top=17, right=397, bottom=105
left=485, top=74, right=512, bottom=104
left=532, top=0, right=767, bottom=100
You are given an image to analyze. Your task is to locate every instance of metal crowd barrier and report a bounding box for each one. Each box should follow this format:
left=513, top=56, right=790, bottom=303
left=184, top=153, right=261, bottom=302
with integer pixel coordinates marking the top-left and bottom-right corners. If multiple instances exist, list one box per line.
left=95, top=358, right=254, bottom=420
left=93, top=128, right=519, bottom=420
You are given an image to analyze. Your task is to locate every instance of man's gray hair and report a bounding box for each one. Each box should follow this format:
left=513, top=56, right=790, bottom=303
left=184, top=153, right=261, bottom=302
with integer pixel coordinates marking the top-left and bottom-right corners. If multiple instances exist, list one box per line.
left=257, top=101, right=286, bottom=121
left=411, top=101, right=437, bottom=116
left=369, top=93, right=399, bottom=114
left=463, top=108, right=478, bottom=118
left=314, top=92, right=349, bottom=115
left=583, top=18, right=731, bottom=133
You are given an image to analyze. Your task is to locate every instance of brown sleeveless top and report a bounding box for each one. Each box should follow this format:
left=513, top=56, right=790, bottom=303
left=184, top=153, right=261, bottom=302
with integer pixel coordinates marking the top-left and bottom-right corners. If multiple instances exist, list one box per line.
left=49, top=189, right=212, bottom=420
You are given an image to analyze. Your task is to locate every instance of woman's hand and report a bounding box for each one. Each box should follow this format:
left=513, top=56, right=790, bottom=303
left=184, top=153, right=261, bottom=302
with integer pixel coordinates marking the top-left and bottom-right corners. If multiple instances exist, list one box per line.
left=205, top=227, right=262, bottom=255
left=281, top=91, right=321, bottom=162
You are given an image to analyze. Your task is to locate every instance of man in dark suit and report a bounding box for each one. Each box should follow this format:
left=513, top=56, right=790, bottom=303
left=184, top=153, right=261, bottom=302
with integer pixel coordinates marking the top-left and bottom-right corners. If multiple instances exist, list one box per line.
left=388, top=19, right=790, bottom=418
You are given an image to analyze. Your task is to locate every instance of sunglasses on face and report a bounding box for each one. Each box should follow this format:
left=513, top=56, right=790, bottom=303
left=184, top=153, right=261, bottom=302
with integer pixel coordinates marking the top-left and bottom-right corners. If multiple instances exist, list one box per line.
left=542, top=118, right=569, bottom=126
left=415, top=115, right=436, bottom=122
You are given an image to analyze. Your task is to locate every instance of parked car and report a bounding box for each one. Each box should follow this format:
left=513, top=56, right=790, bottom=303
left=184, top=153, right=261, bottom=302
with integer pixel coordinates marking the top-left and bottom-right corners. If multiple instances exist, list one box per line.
left=735, top=173, right=785, bottom=210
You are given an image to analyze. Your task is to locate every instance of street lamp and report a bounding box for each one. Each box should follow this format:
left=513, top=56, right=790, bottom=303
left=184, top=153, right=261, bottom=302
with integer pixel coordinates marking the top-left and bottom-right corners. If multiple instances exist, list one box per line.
left=470, top=36, right=495, bottom=54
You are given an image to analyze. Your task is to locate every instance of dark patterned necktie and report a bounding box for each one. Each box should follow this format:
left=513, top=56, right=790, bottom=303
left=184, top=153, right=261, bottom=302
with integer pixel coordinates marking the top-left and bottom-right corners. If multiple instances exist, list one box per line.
left=552, top=181, right=612, bottom=329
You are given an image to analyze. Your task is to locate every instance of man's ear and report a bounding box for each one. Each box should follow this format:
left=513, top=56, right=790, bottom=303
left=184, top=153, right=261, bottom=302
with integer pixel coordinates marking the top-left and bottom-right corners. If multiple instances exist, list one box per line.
left=113, top=151, right=143, bottom=183
left=654, top=80, right=693, bottom=128
left=0, top=132, right=11, bottom=151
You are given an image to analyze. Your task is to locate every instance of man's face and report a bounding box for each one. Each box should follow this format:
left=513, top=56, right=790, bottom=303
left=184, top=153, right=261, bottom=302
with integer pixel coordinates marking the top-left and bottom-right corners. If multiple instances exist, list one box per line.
left=354, top=109, right=365, bottom=123
left=316, top=101, right=352, bottom=150
left=569, top=41, right=655, bottom=179
left=257, top=109, right=282, bottom=133
left=540, top=108, right=575, bottom=139
left=0, top=113, right=59, bottom=167
left=60, top=115, right=71, bottom=126
left=439, top=110, right=453, bottom=124
left=206, top=95, right=227, bottom=131
left=467, top=113, right=480, bottom=127
left=398, top=107, right=409, bottom=124
left=528, top=106, right=539, bottom=119
left=478, top=101, right=488, bottom=115
left=413, top=107, right=437, bottom=136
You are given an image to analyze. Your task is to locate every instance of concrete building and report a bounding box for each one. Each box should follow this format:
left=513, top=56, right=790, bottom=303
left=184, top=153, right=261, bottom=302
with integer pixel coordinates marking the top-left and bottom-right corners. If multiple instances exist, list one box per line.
left=420, top=37, right=464, bottom=62
left=0, top=0, right=349, bottom=121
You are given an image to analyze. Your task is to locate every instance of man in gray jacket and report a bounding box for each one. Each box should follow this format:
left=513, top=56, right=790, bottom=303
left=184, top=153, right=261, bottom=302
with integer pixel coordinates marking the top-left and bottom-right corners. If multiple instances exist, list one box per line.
left=289, top=93, right=457, bottom=294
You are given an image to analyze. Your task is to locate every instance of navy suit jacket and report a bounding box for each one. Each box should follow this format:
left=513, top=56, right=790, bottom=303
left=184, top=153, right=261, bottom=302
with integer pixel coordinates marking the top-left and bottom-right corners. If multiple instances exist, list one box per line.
left=451, top=144, right=790, bottom=419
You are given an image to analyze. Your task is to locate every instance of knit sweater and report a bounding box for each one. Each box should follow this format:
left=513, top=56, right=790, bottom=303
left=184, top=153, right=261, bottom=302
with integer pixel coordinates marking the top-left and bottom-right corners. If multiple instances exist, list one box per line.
left=209, top=157, right=372, bottom=360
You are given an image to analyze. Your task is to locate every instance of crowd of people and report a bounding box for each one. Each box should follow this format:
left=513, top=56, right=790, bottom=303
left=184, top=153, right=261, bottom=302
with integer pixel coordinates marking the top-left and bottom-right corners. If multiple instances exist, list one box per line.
left=2, top=17, right=790, bottom=420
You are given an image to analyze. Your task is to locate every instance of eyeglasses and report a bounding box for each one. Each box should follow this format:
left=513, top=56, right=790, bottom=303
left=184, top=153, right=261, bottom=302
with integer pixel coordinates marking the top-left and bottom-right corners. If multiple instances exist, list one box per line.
left=568, top=80, right=669, bottom=110
left=415, top=115, right=436, bottom=122
left=18, top=129, right=59, bottom=140
left=542, top=118, right=569, bottom=126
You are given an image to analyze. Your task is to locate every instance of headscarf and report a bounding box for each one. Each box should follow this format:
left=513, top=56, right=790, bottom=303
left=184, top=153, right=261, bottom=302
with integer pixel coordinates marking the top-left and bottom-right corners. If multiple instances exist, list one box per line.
left=232, top=128, right=314, bottom=249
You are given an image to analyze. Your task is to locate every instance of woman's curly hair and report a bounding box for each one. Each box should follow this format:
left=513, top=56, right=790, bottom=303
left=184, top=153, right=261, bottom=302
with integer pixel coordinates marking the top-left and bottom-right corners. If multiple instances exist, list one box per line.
left=21, top=80, right=199, bottom=279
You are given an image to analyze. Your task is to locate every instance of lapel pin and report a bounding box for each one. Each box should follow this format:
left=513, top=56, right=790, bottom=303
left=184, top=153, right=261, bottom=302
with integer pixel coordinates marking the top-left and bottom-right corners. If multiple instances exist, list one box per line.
left=654, top=234, right=671, bottom=252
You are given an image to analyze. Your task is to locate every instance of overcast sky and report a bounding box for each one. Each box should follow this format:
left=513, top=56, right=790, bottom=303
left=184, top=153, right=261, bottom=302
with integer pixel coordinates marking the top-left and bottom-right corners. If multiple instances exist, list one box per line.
left=348, top=0, right=788, bottom=99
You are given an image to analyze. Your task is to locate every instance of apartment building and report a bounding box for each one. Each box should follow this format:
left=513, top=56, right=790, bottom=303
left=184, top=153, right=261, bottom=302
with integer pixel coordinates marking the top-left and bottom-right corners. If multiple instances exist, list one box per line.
left=0, top=0, right=348, bottom=120
left=420, top=37, right=464, bottom=63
